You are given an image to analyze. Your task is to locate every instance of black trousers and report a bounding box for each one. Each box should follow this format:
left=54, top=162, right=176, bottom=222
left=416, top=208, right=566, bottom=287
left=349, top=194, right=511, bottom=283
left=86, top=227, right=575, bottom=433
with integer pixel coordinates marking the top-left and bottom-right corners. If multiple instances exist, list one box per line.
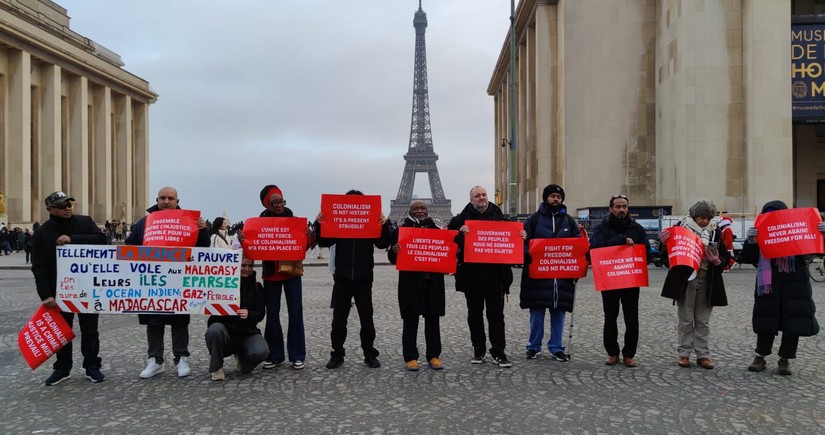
left=402, top=316, right=441, bottom=362
left=601, top=288, right=640, bottom=358
left=756, top=333, right=799, bottom=359
left=53, top=312, right=101, bottom=372
left=330, top=277, right=378, bottom=359
left=464, top=285, right=506, bottom=358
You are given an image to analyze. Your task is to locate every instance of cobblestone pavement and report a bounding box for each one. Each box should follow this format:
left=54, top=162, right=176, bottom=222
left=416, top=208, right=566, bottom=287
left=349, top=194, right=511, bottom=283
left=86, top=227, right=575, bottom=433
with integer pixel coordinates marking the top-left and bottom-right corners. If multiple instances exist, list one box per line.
left=1, top=256, right=824, bottom=434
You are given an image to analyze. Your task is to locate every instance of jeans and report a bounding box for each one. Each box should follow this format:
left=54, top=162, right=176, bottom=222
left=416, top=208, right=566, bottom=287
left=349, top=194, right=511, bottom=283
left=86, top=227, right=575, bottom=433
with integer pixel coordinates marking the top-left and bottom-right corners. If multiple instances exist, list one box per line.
left=205, top=323, right=268, bottom=373
left=53, top=312, right=101, bottom=372
left=464, top=283, right=506, bottom=358
left=526, top=308, right=566, bottom=353
left=263, top=277, right=306, bottom=363
left=330, top=277, right=378, bottom=359
left=601, top=287, right=639, bottom=358
left=146, top=324, right=189, bottom=364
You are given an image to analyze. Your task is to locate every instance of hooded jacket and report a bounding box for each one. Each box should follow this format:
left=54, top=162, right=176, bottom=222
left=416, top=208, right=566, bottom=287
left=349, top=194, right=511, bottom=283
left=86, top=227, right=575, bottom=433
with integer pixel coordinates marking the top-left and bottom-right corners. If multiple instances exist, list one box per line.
left=740, top=200, right=820, bottom=337
left=519, top=202, right=580, bottom=312
left=447, top=202, right=514, bottom=294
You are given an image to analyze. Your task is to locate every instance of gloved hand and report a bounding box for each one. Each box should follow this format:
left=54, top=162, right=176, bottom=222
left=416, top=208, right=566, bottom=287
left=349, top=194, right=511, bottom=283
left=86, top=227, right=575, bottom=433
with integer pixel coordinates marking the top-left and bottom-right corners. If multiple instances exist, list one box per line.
left=746, top=227, right=758, bottom=243
left=818, top=221, right=825, bottom=234
left=659, top=229, right=671, bottom=244
left=704, top=247, right=721, bottom=266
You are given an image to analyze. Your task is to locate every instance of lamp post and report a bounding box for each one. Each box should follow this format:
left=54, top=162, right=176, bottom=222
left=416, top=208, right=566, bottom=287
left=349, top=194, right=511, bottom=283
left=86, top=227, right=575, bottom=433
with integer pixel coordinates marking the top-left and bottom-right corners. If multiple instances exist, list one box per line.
left=507, top=0, right=517, bottom=219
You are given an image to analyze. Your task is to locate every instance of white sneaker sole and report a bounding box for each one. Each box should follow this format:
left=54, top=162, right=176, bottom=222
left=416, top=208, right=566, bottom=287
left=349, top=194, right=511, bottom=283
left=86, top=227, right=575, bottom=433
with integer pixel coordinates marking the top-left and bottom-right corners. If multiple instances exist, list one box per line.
left=139, top=368, right=164, bottom=379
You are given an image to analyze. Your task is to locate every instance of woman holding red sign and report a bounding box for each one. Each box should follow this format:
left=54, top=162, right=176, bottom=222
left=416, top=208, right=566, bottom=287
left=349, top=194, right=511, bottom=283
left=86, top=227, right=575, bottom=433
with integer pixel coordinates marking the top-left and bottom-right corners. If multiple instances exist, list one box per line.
left=660, top=200, right=729, bottom=370
left=388, top=200, right=446, bottom=371
left=740, top=200, right=821, bottom=376
left=256, top=185, right=310, bottom=370
left=520, top=184, right=580, bottom=362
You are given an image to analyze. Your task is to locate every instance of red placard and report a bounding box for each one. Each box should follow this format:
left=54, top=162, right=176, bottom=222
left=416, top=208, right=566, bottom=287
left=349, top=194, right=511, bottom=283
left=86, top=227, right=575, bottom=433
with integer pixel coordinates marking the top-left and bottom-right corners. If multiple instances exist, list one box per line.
left=242, top=217, right=308, bottom=261
left=590, top=244, right=649, bottom=291
left=666, top=226, right=705, bottom=270
left=755, top=207, right=824, bottom=259
left=320, top=194, right=382, bottom=239
left=527, top=237, right=589, bottom=279
left=18, top=305, right=75, bottom=370
left=463, top=220, right=524, bottom=264
left=395, top=227, right=458, bottom=274
left=143, top=209, right=201, bottom=247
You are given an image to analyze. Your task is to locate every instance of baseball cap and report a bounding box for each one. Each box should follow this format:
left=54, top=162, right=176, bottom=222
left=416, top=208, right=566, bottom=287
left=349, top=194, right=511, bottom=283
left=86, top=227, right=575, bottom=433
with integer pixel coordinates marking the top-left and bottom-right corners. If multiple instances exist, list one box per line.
left=45, top=191, right=75, bottom=207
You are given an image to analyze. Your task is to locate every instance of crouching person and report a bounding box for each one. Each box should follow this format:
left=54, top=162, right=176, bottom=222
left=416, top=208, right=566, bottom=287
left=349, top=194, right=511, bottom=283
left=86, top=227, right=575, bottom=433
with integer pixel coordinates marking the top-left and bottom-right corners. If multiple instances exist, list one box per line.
left=205, top=257, right=268, bottom=381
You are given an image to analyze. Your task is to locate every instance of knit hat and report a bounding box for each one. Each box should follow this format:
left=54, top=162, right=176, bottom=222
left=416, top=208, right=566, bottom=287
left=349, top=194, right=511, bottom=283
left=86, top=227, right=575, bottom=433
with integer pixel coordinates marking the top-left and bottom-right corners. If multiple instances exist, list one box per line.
left=259, top=185, right=283, bottom=207
left=761, top=200, right=788, bottom=214
left=688, top=199, right=717, bottom=219
left=542, top=184, right=565, bottom=202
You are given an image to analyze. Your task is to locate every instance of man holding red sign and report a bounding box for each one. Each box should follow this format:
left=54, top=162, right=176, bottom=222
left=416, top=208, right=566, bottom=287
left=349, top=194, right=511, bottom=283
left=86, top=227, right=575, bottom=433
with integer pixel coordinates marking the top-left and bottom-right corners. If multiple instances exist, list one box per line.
left=448, top=186, right=522, bottom=368
left=31, top=191, right=107, bottom=385
left=588, top=194, right=649, bottom=368
left=388, top=200, right=448, bottom=371
left=520, top=184, right=581, bottom=362
left=660, top=200, right=729, bottom=370
left=315, top=190, right=394, bottom=370
left=126, top=186, right=210, bottom=379
left=741, top=200, right=822, bottom=376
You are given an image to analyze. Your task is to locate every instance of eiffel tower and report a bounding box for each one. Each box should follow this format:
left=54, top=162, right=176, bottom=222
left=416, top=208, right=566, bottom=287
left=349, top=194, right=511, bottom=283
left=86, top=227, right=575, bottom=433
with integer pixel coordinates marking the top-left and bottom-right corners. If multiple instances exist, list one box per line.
left=390, top=0, right=452, bottom=226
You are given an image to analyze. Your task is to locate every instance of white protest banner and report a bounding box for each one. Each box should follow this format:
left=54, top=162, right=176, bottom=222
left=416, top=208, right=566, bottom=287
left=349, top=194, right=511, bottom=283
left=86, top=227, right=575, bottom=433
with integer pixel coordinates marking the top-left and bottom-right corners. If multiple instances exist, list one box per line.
left=56, top=245, right=241, bottom=316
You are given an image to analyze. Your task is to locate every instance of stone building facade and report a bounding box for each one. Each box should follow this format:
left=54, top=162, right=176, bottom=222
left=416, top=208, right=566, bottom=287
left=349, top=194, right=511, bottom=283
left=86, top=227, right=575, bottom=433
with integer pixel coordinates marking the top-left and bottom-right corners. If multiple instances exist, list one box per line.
left=0, top=0, right=156, bottom=227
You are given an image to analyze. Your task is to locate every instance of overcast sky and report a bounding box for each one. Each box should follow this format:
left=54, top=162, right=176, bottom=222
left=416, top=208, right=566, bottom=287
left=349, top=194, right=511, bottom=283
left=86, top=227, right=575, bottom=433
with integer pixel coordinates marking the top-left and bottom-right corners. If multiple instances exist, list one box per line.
left=59, top=0, right=511, bottom=224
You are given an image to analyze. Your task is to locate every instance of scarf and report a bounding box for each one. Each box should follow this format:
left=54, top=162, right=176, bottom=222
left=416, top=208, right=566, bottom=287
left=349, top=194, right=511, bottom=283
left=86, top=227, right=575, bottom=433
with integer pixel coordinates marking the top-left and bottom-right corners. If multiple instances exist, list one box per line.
left=680, top=216, right=716, bottom=271
left=756, top=255, right=794, bottom=296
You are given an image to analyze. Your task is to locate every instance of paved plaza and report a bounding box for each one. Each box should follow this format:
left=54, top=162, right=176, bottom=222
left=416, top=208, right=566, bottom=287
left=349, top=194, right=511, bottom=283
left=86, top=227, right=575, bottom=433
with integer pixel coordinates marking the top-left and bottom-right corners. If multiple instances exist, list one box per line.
left=0, top=250, right=824, bottom=434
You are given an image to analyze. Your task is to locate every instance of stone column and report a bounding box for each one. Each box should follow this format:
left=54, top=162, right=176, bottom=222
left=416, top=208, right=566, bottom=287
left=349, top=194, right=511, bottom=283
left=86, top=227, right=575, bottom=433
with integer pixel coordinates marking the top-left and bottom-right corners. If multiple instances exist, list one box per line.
left=8, top=49, right=32, bottom=223
left=39, top=63, right=62, bottom=220
left=68, top=75, right=89, bottom=215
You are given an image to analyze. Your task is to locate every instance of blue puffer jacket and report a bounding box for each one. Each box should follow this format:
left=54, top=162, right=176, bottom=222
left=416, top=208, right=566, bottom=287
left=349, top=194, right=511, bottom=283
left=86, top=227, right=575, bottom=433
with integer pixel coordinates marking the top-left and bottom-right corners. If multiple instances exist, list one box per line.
left=519, top=202, right=580, bottom=312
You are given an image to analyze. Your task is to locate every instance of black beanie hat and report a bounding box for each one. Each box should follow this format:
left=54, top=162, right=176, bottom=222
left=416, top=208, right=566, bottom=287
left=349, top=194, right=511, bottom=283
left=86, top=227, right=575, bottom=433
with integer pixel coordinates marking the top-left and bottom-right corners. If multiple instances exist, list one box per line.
left=542, top=184, right=565, bottom=202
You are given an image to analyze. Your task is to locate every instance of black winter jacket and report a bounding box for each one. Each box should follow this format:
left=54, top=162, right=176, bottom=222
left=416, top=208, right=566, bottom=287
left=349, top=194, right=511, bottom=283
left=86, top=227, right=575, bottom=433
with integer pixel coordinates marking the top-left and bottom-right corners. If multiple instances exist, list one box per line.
left=31, top=214, right=107, bottom=301
left=207, top=271, right=266, bottom=335
left=126, top=204, right=210, bottom=326
left=315, top=219, right=393, bottom=282
left=388, top=216, right=446, bottom=319
left=740, top=243, right=819, bottom=337
left=588, top=214, right=649, bottom=291
left=519, top=203, right=580, bottom=311
left=447, top=202, right=514, bottom=294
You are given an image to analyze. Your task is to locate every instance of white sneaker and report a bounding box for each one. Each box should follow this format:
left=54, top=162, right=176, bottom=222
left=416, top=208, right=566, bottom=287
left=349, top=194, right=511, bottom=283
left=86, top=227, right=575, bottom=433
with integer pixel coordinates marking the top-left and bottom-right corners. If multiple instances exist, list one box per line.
left=176, top=356, right=191, bottom=377
left=139, top=357, right=164, bottom=379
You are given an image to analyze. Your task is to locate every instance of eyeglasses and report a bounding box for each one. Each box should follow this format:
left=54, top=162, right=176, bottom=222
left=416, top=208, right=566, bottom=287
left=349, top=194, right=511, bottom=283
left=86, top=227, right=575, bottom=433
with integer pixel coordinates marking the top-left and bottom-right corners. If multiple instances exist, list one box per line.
left=270, top=200, right=286, bottom=206
left=50, top=203, right=73, bottom=210
left=611, top=194, right=628, bottom=199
